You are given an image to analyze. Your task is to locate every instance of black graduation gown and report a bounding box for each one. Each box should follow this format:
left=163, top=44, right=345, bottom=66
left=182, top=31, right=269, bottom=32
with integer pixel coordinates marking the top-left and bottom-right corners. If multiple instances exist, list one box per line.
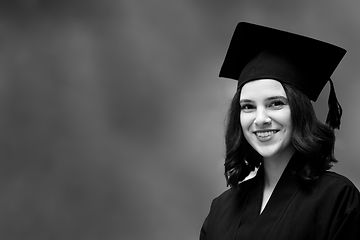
left=200, top=153, right=360, bottom=240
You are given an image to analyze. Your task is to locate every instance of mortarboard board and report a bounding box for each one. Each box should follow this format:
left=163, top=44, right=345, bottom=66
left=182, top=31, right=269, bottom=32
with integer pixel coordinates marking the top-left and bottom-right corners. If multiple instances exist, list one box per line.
left=219, top=22, right=347, bottom=129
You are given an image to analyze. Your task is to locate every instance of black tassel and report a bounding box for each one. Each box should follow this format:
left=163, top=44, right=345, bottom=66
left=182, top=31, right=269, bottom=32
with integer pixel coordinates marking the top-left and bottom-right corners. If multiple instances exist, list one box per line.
left=326, top=80, right=342, bottom=130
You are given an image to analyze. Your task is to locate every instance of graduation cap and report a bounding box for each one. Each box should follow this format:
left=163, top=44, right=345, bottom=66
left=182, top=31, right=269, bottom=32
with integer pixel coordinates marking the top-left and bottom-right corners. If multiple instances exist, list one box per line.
left=219, top=22, right=346, bottom=129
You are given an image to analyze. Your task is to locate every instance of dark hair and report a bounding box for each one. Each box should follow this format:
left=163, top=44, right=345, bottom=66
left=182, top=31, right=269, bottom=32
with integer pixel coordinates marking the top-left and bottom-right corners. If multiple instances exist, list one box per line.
left=224, top=82, right=337, bottom=188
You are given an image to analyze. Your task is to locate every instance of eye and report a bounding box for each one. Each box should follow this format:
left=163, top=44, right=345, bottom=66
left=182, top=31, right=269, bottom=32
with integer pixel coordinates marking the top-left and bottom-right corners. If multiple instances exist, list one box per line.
left=268, top=100, right=286, bottom=109
left=240, top=103, right=256, bottom=112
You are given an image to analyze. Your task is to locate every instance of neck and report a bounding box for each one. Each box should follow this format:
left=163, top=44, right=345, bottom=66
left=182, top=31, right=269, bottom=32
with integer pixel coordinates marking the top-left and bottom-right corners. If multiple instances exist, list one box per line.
left=262, top=147, right=296, bottom=188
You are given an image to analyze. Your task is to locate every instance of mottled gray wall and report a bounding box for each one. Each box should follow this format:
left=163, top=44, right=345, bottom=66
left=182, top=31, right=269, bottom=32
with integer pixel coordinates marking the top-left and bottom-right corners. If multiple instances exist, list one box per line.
left=0, top=0, right=358, bottom=239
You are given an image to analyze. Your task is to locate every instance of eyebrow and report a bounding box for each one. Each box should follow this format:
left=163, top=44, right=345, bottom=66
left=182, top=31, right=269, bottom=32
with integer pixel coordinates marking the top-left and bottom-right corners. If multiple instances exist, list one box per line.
left=266, top=96, right=288, bottom=101
left=240, top=95, right=288, bottom=103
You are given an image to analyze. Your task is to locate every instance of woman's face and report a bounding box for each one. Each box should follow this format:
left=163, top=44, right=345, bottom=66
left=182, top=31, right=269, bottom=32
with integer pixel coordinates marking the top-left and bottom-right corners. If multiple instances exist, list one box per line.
left=240, top=79, right=294, bottom=159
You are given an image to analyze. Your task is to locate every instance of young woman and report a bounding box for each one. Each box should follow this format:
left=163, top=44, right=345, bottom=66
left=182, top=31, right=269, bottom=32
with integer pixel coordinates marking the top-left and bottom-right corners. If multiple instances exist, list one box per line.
left=200, top=22, right=360, bottom=240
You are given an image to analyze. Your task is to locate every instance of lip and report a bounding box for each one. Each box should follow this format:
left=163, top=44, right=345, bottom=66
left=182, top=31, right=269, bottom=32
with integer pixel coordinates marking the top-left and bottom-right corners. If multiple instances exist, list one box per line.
left=253, top=129, right=280, bottom=142
left=253, top=129, right=280, bottom=134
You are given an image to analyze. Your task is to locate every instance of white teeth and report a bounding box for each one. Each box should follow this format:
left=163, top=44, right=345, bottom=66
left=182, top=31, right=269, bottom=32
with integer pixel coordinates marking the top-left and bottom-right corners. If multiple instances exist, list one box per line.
left=256, top=131, right=277, bottom=137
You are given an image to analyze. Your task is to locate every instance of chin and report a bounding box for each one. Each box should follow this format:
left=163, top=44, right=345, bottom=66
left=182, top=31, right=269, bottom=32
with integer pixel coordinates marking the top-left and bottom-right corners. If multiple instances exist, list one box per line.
left=252, top=145, right=282, bottom=158
left=257, top=150, right=278, bottom=158
left=252, top=143, right=295, bottom=160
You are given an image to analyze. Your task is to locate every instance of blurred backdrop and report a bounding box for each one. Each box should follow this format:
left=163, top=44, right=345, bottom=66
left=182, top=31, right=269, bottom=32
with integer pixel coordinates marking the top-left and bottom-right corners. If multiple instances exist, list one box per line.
left=0, top=0, right=359, bottom=239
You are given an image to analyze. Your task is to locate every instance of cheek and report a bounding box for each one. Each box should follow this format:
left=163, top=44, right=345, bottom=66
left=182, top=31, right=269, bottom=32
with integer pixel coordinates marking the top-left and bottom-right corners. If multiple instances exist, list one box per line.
left=281, top=114, right=293, bottom=137
left=240, top=113, right=253, bottom=131
left=284, top=114, right=293, bottom=129
left=272, top=110, right=292, bottom=128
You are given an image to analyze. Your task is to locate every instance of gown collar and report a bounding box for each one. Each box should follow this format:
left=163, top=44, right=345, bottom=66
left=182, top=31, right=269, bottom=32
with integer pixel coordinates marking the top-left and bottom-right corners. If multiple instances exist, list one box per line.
left=235, top=151, right=303, bottom=240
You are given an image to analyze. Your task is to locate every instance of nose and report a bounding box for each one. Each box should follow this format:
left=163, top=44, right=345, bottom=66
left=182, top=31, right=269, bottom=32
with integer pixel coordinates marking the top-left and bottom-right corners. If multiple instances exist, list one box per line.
left=254, top=108, right=271, bottom=126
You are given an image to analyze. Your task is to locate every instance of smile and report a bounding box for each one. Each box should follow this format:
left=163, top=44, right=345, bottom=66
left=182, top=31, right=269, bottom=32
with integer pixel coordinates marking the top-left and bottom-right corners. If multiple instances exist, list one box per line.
left=255, top=130, right=279, bottom=137
left=254, top=130, right=279, bottom=141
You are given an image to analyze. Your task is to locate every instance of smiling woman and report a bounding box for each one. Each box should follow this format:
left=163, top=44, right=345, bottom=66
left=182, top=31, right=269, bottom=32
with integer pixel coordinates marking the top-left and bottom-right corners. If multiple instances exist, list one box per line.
left=240, top=79, right=296, bottom=214
left=200, top=22, right=360, bottom=240
left=239, top=79, right=294, bottom=161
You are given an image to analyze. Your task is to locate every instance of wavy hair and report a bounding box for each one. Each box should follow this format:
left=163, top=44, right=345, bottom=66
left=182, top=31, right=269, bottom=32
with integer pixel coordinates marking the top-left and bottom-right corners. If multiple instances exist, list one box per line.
left=224, top=82, right=337, bottom=188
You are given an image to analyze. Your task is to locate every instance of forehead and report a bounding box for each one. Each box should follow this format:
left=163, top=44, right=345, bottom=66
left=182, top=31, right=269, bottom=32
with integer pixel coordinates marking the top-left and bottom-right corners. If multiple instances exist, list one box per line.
left=240, top=79, right=286, bottom=99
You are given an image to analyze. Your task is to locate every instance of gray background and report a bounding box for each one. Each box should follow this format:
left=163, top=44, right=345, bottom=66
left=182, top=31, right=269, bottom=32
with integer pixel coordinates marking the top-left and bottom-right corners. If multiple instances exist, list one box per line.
left=0, top=0, right=359, bottom=239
